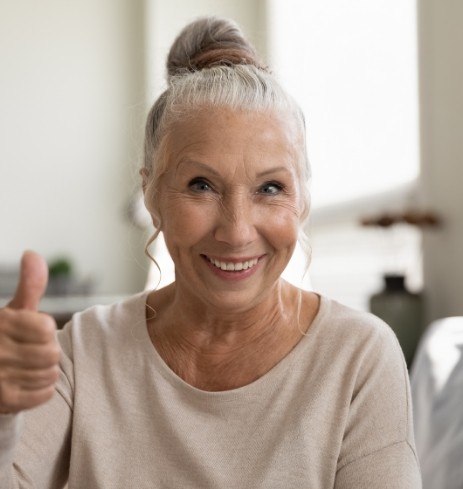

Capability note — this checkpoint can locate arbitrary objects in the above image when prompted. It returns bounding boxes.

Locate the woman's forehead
[165,106,302,173]
[168,106,300,142]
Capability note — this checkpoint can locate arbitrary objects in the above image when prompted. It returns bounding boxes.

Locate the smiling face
[151,106,305,313]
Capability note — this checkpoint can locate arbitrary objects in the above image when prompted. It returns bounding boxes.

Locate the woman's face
[154,107,304,312]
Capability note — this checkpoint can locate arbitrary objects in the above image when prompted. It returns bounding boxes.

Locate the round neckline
[135,290,329,401]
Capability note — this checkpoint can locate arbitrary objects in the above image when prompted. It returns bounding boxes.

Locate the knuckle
[0,382,55,412]
[0,347,15,369]
[0,308,9,325]
[38,315,57,341]
[0,308,15,331]
[34,354,47,369]
[43,386,55,401]
[0,365,13,383]
[0,309,32,339]
[49,345,61,364]
[34,345,60,368]
[0,310,56,344]
[25,343,60,368]
[50,365,60,382]
[25,347,46,368]
[0,307,14,320]
[30,386,55,409]
[0,383,19,410]
[10,309,30,324]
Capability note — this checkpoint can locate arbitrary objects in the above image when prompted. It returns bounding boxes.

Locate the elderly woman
[0,17,421,488]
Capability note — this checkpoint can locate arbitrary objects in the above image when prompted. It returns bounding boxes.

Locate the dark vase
[369,274,424,368]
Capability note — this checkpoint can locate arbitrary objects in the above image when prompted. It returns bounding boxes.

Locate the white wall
[0,1,148,293]
[419,0,463,322]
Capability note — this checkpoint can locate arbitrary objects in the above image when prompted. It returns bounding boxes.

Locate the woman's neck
[153,280,293,345]
[146,280,318,391]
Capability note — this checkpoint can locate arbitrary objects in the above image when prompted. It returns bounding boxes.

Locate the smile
[205,256,260,272]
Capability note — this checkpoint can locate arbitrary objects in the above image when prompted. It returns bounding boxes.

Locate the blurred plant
[48,257,73,278]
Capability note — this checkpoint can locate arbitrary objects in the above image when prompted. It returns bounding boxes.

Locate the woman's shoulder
[66,291,147,328]
[319,294,395,334]
[57,291,149,357]
[312,294,404,363]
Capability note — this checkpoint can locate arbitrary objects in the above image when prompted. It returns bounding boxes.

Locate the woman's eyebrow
[176,159,222,177]
[256,166,291,177]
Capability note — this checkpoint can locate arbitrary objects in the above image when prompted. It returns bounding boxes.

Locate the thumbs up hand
[0,251,61,414]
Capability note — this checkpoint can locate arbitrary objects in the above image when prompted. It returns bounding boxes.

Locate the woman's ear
[152,215,162,230]
[140,168,149,194]
[140,168,162,231]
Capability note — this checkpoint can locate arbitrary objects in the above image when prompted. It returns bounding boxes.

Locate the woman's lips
[205,255,260,271]
[201,254,265,280]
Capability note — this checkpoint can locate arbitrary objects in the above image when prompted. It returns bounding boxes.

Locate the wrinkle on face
[162,157,301,222]
[151,106,306,318]
[164,107,303,182]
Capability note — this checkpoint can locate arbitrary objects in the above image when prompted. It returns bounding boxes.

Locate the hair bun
[167,16,266,78]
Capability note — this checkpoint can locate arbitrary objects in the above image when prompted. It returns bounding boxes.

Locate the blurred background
[1,0,462,335]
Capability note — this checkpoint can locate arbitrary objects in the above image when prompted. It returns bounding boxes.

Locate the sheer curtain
[266,0,422,309]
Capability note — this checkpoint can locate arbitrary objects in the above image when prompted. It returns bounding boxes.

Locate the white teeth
[207,256,259,272]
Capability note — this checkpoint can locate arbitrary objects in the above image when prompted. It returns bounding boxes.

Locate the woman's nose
[213,195,258,248]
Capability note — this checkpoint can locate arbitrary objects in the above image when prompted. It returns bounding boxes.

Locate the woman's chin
[174,260,285,312]
[195,284,276,314]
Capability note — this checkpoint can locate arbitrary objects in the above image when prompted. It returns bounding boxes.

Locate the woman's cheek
[259,201,300,234]
[260,205,300,244]
[163,197,217,238]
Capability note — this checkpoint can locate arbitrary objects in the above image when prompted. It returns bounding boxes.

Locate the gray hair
[143,17,311,263]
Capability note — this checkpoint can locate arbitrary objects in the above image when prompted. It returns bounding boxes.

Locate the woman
[0,17,421,488]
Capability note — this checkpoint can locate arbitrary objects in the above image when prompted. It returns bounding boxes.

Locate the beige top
[0,292,422,488]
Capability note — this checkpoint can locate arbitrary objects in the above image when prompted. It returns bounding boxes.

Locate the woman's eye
[188,178,212,192]
[259,182,284,195]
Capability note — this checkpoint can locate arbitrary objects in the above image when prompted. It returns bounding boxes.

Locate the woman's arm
[335,321,422,488]
[0,251,74,487]
[0,360,72,488]
[335,440,421,488]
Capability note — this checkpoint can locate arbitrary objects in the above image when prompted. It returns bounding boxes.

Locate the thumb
[8,251,49,311]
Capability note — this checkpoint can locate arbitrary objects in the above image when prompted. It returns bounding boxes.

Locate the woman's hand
[0,251,61,414]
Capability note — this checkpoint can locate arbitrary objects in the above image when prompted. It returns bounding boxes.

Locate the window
[267,0,422,308]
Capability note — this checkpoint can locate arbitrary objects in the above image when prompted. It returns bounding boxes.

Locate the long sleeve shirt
[0,292,422,488]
